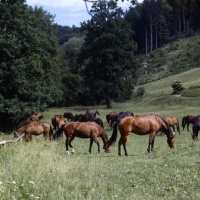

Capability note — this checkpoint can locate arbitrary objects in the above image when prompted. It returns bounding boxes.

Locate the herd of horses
[13,110,200,156]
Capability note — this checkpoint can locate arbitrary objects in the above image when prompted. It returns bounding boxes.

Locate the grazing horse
[52,122,115,154]
[14,122,53,141]
[51,114,64,130]
[182,115,199,131]
[109,115,175,156]
[106,112,119,128]
[63,112,74,122]
[85,109,100,118]
[163,116,180,135]
[72,113,94,122]
[111,111,134,127]
[26,113,43,122]
[192,116,200,141]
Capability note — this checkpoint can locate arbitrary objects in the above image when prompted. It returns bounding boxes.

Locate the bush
[137,87,145,97]
[171,80,184,94]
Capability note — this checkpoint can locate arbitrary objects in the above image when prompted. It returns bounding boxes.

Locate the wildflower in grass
[29,181,34,184]
[0,182,2,185]
[35,197,40,199]
[12,181,16,184]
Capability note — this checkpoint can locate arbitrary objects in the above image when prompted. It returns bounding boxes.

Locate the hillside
[137,34,200,85]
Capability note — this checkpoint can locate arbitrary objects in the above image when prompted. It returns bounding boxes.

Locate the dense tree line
[1,0,200,132]
[124,0,200,53]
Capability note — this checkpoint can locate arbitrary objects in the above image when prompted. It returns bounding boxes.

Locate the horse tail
[177,121,180,135]
[50,124,53,140]
[182,116,185,130]
[108,123,118,146]
[97,110,100,115]
[52,124,65,140]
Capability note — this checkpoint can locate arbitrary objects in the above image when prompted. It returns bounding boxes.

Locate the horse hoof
[66,151,70,155]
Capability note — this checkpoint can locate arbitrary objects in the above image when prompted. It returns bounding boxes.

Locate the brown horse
[52,121,115,154]
[163,116,180,135]
[63,112,74,122]
[106,112,119,128]
[14,122,53,141]
[51,114,64,130]
[182,115,199,131]
[192,116,200,141]
[110,115,175,156]
[26,113,43,122]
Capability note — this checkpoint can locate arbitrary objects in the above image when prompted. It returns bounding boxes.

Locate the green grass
[1,102,200,199]
[1,66,200,199]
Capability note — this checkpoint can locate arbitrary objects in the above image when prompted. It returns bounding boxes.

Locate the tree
[78,0,139,108]
[0,1,63,131]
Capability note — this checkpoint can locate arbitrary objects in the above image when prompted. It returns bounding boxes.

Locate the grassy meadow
[1,69,200,199]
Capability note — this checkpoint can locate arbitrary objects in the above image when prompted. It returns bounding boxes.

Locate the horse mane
[18,121,32,129]
[161,118,174,137]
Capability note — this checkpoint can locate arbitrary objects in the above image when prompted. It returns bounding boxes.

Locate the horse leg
[69,135,75,154]
[65,137,70,155]
[147,133,155,153]
[172,125,175,135]
[89,138,93,153]
[187,123,190,132]
[118,135,128,156]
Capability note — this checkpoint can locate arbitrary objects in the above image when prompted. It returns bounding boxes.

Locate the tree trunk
[106,98,112,108]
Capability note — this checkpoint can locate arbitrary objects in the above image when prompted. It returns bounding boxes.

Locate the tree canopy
[78,0,139,107]
[0,0,64,131]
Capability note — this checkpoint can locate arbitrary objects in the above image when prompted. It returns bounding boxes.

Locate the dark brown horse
[26,113,43,122]
[92,117,104,129]
[163,116,180,135]
[63,112,74,122]
[192,116,200,141]
[14,122,53,141]
[182,115,199,131]
[111,111,134,127]
[106,112,119,128]
[72,113,94,122]
[52,121,115,154]
[110,115,175,156]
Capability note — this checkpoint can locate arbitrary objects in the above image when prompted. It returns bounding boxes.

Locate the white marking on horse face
[173,132,176,135]
[66,151,70,155]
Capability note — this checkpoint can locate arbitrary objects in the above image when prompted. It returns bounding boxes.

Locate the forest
[0,0,200,131]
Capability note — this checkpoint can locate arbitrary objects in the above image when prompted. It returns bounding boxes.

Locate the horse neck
[99,129,108,144]
[17,126,26,135]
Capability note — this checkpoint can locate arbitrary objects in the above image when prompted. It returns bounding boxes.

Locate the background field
[1,69,200,200]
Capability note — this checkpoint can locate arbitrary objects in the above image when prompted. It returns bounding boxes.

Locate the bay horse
[182,115,199,131]
[26,113,43,122]
[163,116,180,135]
[109,115,175,156]
[51,114,64,130]
[192,116,200,141]
[52,121,115,154]
[106,112,119,128]
[14,122,53,141]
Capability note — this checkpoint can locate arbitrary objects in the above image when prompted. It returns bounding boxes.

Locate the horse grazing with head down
[52,121,116,154]
[109,114,175,156]
[192,116,200,141]
[182,115,199,131]
[14,122,53,142]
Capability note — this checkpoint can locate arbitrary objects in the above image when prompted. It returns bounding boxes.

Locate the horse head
[161,119,175,149]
